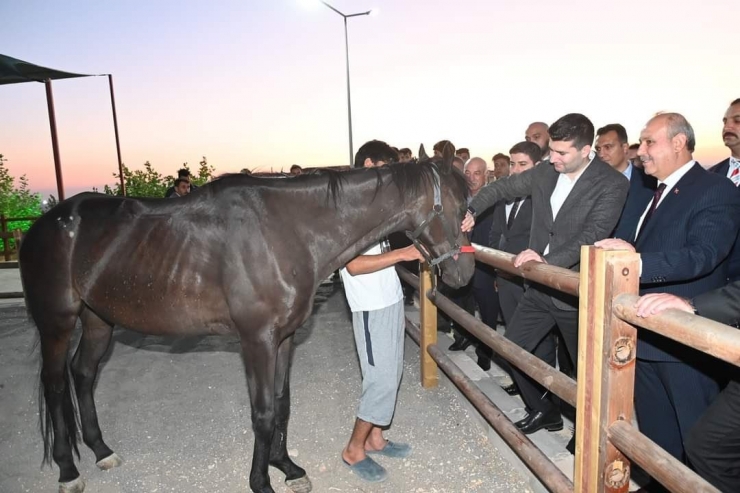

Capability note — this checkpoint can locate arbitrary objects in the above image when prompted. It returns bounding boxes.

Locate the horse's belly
[85,292,235,336]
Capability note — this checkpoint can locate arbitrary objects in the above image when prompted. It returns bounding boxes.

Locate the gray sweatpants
[351,300,405,426]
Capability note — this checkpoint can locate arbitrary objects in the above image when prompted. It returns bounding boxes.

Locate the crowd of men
[339,99,740,492]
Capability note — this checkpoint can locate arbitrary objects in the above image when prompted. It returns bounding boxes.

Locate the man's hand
[635,293,694,318]
[461,211,475,233]
[595,238,636,253]
[398,245,426,262]
[514,249,547,268]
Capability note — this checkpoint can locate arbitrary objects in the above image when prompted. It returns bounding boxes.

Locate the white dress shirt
[543,153,594,255]
[634,160,695,240]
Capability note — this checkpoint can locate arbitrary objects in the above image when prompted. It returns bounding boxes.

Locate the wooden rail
[401,244,737,493]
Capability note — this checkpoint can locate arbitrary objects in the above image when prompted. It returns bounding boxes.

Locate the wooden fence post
[419,261,439,388]
[575,245,640,493]
[1,214,8,262]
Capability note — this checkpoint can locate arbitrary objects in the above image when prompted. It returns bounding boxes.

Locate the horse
[19,159,475,493]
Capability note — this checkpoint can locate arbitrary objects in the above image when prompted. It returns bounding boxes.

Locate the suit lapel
[542,165,559,226]
[635,164,702,247]
[553,158,601,221]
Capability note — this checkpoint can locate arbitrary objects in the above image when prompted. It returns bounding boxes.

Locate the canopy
[0,54,125,198]
[0,54,94,85]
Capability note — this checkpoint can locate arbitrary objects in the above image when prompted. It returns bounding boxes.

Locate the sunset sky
[1,0,737,199]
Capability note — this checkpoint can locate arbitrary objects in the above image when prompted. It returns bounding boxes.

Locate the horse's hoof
[58,477,85,493]
[96,453,123,470]
[285,475,312,493]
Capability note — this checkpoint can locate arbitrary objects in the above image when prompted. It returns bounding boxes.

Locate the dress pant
[634,358,720,462]
[505,287,578,415]
[472,264,500,363]
[685,379,740,492]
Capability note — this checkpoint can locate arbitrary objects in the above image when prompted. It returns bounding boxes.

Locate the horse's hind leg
[70,306,122,470]
[270,335,311,493]
[37,308,86,492]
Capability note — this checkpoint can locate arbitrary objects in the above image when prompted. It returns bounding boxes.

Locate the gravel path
[0,284,531,493]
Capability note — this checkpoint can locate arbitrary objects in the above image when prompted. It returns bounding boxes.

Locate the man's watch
[467,206,477,217]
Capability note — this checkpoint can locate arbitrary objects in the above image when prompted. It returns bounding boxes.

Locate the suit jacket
[693,280,740,328]
[613,165,656,242]
[470,202,497,289]
[636,164,740,361]
[469,156,630,309]
[708,158,740,281]
[490,197,533,256]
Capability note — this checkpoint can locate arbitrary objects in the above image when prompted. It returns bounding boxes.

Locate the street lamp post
[318,2,372,167]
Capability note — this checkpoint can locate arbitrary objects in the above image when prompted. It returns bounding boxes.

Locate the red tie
[636,183,667,241]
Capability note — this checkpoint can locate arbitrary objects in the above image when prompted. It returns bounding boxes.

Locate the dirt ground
[0,283,532,493]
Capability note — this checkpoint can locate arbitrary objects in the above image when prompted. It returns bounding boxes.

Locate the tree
[0,153,43,236]
[102,157,215,197]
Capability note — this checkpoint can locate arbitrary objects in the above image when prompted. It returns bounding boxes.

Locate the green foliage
[103,156,215,197]
[0,153,43,239]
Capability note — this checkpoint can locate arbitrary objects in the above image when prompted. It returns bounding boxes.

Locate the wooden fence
[398,244,737,493]
[0,214,39,261]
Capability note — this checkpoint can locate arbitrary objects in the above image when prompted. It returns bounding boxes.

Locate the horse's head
[403,158,475,290]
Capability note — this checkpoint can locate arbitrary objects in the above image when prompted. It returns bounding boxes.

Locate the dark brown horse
[19,160,475,493]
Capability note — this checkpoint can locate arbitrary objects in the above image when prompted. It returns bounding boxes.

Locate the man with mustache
[596,113,740,489]
[709,98,740,282]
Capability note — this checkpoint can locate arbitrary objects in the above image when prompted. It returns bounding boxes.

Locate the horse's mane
[206,160,469,207]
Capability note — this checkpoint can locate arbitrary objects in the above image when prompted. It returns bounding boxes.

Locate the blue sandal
[366,441,412,458]
[342,456,388,482]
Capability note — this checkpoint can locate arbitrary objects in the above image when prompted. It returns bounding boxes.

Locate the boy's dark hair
[177,168,191,178]
[549,113,595,150]
[353,140,399,168]
[596,123,629,144]
[508,141,542,163]
[174,177,189,187]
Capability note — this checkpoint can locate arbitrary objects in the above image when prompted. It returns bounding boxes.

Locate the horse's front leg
[240,333,278,493]
[270,335,311,492]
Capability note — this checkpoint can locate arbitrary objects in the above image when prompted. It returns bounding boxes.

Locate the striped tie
[731,158,740,187]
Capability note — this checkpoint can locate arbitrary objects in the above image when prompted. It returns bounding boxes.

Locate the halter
[405,165,474,289]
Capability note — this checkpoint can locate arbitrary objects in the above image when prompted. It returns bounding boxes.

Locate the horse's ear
[442,141,455,167]
[418,144,429,161]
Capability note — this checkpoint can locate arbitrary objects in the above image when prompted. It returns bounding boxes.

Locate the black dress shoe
[502,383,520,396]
[448,339,472,351]
[477,358,491,371]
[514,410,563,434]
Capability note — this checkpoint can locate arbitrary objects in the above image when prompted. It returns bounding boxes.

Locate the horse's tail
[38,357,81,466]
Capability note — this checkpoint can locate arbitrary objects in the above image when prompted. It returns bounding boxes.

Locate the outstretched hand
[635,293,694,318]
[398,245,426,262]
[461,211,475,233]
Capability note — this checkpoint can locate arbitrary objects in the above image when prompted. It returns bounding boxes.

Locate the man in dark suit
[462,113,630,434]
[474,143,542,373]
[596,113,740,471]
[633,283,740,493]
[594,123,656,241]
[709,97,740,282]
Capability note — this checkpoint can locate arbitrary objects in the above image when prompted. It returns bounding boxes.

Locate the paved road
[0,283,531,493]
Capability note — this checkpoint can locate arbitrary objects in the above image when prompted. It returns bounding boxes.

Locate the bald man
[448,158,501,370]
[525,122,550,157]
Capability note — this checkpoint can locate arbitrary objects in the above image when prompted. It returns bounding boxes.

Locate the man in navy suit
[633,283,740,492]
[709,97,740,282]
[596,113,740,473]
[594,123,656,241]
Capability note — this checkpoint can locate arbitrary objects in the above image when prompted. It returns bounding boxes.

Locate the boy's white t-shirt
[340,242,403,312]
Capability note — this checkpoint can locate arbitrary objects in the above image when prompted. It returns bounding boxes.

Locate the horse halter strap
[405,166,464,269]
